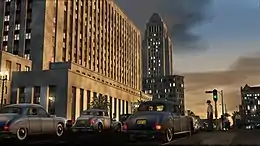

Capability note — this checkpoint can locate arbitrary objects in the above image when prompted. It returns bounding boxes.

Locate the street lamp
[0,71,8,110]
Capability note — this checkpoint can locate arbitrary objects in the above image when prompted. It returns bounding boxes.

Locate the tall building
[141,13,184,114]
[142,13,173,78]
[142,75,184,114]
[240,84,260,123]
[0,0,142,120]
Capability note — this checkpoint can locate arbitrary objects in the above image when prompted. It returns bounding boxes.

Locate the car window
[138,102,166,112]
[104,112,109,116]
[37,108,48,117]
[97,111,104,116]
[27,107,38,116]
[0,107,22,114]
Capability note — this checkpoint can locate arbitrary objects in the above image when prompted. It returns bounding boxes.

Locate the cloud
[184,55,260,118]
[115,0,213,54]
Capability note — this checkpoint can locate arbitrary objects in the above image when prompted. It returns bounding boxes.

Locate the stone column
[111,97,115,117]
[83,90,87,110]
[40,86,49,111]
[116,98,119,121]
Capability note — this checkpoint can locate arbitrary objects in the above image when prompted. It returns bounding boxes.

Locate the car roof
[85,108,107,112]
[4,103,44,109]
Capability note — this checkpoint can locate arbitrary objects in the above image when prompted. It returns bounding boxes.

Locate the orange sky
[183,56,260,118]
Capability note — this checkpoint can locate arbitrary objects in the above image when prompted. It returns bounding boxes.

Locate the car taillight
[155,124,162,130]
[123,124,128,130]
[90,119,95,125]
[3,125,9,131]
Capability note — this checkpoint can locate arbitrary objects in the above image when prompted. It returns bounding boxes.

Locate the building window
[5,60,11,77]
[4,25,9,31]
[126,101,129,114]
[4,15,10,21]
[87,90,91,109]
[25,66,30,71]
[15,24,20,30]
[80,89,84,112]
[14,34,19,40]
[114,98,117,119]
[25,33,31,39]
[109,96,112,118]
[3,35,8,41]
[71,86,76,121]
[16,63,21,71]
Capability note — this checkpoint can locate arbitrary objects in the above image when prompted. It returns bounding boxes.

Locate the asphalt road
[1,131,190,146]
[167,129,260,145]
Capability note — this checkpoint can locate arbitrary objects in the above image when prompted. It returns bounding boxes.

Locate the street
[167,129,260,145]
[2,130,260,145]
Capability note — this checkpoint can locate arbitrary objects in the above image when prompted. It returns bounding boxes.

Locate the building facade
[240,84,260,122]
[142,75,185,114]
[142,13,173,78]
[1,0,142,120]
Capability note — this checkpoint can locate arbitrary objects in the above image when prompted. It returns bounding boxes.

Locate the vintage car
[119,114,132,124]
[0,104,67,141]
[122,100,193,142]
[71,108,122,133]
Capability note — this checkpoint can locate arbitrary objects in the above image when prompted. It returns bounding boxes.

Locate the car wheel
[16,127,28,141]
[56,123,64,137]
[97,123,103,133]
[116,124,121,132]
[164,128,173,142]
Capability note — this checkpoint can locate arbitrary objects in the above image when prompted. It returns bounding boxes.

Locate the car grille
[75,120,90,127]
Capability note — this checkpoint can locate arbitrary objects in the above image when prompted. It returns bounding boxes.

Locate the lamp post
[0,71,8,110]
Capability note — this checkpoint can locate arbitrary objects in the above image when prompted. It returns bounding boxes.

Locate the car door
[38,107,55,134]
[172,113,181,133]
[26,107,41,134]
[180,115,188,132]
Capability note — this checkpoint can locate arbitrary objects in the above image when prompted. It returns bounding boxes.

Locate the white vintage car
[71,109,122,133]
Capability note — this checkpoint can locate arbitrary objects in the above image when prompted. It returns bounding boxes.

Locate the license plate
[136,119,146,125]
[80,121,86,124]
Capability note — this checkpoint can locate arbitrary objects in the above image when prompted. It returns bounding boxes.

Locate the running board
[174,130,191,135]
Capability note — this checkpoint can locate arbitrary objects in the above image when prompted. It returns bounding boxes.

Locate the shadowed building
[240,84,260,123]
[0,0,142,120]
[141,13,184,114]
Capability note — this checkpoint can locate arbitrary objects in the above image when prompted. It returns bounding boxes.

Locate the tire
[164,128,174,142]
[56,123,64,137]
[16,127,28,141]
[97,123,103,133]
[116,124,121,132]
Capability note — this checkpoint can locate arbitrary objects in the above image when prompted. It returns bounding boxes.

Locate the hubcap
[19,129,26,137]
[57,125,63,136]
[166,129,173,141]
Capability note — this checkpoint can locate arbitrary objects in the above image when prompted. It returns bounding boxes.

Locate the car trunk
[0,113,18,130]
[74,115,94,127]
[127,111,164,130]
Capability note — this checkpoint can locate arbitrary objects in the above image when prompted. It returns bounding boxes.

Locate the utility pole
[220,90,224,116]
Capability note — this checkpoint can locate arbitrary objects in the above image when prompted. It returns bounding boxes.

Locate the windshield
[0,107,22,114]
[137,102,166,112]
[81,110,97,116]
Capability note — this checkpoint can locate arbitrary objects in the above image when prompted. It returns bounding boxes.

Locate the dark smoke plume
[115,0,213,53]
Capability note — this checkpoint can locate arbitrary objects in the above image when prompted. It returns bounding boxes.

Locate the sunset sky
[116,0,260,118]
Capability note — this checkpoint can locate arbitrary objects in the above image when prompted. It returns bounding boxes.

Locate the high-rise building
[142,13,173,78]
[141,13,184,114]
[0,0,142,120]
[240,84,260,124]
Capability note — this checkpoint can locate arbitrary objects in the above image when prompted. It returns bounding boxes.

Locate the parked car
[0,103,67,141]
[122,100,193,142]
[119,114,132,124]
[71,108,122,133]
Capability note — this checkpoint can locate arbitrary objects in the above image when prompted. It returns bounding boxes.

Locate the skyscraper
[142,13,174,78]
[0,0,142,120]
[142,13,185,114]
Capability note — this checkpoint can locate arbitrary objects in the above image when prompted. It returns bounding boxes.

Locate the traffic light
[213,89,218,101]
